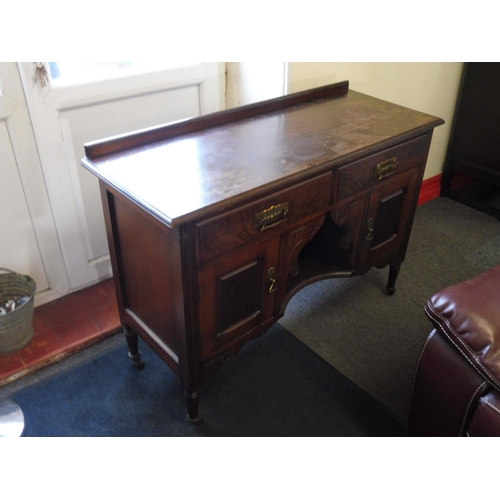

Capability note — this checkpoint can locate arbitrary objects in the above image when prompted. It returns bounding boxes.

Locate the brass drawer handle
[255,202,289,231]
[374,157,398,180]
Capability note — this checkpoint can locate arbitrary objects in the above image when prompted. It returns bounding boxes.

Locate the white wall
[225,62,286,108]
[287,62,463,180]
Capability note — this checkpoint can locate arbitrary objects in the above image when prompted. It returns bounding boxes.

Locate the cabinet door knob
[267,267,278,293]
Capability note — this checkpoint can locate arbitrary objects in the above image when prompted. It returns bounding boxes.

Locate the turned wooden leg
[386,264,401,295]
[185,391,203,425]
[124,326,145,369]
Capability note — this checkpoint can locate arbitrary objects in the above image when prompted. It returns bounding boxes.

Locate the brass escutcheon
[366,217,374,241]
[267,267,277,293]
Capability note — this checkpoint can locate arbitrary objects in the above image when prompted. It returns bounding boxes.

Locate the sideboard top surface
[82,83,443,227]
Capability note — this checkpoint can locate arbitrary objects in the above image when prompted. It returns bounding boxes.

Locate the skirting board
[418,174,442,206]
[418,173,473,206]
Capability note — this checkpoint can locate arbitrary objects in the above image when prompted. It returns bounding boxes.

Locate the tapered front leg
[124,326,145,369]
[386,263,401,295]
[185,391,203,425]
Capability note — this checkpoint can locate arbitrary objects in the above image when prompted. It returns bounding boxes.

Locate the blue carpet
[12,324,404,436]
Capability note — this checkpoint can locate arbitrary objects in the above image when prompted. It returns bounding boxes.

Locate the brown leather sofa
[407,265,500,436]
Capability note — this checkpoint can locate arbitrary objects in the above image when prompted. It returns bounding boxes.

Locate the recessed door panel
[216,259,262,333]
[371,188,405,247]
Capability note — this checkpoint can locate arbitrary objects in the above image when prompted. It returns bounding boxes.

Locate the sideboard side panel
[106,189,185,369]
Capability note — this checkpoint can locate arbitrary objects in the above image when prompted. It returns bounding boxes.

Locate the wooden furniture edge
[83,81,350,160]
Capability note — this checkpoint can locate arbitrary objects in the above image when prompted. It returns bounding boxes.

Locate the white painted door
[18,62,225,292]
[0,63,69,306]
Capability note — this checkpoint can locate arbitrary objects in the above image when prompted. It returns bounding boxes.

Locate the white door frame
[18,62,225,293]
[1,63,69,305]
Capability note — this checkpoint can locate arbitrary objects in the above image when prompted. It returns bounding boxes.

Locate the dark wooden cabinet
[360,168,420,270]
[442,63,500,218]
[198,235,280,360]
[336,135,429,277]
[82,82,443,422]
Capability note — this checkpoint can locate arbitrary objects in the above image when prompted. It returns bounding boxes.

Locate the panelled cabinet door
[198,237,280,359]
[359,168,420,268]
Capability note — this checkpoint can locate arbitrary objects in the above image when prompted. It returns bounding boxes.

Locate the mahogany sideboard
[82,81,444,423]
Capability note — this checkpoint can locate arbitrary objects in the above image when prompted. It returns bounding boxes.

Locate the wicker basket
[0,268,36,354]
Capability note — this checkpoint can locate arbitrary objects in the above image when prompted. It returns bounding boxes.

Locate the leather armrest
[468,390,500,437]
[425,265,500,391]
[407,328,489,436]
[408,265,500,436]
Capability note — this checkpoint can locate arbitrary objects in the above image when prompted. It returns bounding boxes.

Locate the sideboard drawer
[337,135,429,201]
[197,172,331,262]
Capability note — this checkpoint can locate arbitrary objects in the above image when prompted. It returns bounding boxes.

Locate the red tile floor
[0,279,121,387]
